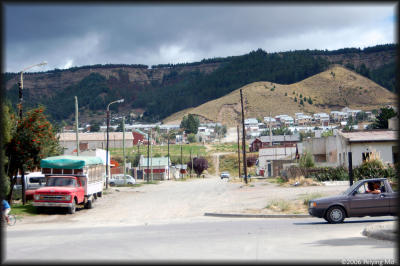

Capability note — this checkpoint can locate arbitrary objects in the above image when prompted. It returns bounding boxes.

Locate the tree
[246,156,257,167]
[187,157,208,177]
[187,133,196,143]
[180,114,200,134]
[299,152,315,168]
[90,122,101,132]
[370,107,397,129]
[5,106,62,201]
[1,104,13,199]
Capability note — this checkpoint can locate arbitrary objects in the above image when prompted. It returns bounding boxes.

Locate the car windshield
[46,177,76,187]
[342,180,363,195]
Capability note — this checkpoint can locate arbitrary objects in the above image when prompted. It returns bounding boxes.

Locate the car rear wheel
[109,182,115,187]
[325,206,345,223]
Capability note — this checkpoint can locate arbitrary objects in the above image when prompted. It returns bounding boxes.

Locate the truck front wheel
[68,200,76,214]
[85,199,93,209]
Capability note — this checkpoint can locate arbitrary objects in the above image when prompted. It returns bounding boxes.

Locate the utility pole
[167,130,170,180]
[17,80,26,205]
[237,125,241,178]
[348,151,353,186]
[75,96,79,156]
[240,89,248,184]
[180,144,183,179]
[123,117,126,177]
[147,130,150,183]
[269,112,273,147]
[150,128,153,182]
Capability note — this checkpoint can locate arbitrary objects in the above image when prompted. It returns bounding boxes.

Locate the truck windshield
[46,177,76,187]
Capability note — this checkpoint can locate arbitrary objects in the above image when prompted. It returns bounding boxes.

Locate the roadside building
[132,129,148,145]
[139,156,171,180]
[58,132,134,155]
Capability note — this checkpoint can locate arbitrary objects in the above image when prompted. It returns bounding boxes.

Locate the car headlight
[64,195,71,201]
[309,201,317,208]
[34,194,40,200]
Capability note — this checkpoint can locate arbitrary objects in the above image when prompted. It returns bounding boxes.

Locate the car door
[349,181,390,216]
[76,178,85,203]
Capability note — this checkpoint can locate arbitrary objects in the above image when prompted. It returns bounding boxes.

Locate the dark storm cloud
[4,3,396,73]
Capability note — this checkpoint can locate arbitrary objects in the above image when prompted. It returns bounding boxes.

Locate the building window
[362,152,372,162]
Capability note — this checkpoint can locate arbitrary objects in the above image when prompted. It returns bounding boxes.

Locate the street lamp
[18,61,47,205]
[106,98,124,189]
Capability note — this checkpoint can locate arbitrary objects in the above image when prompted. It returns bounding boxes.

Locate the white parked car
[220,172,230,179]
[108,174,136,186]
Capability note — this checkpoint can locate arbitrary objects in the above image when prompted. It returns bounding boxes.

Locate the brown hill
[163,65,397,126]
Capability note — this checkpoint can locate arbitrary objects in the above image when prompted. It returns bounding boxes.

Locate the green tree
[5,106,62,202]
[180,114,200,134]
[187,133,196,143]
[1,104,13,199]
[370,107,397,129]
[307,97,313,104]
[299,152,315,168]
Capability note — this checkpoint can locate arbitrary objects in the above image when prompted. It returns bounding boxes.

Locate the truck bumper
[32,202,73,208]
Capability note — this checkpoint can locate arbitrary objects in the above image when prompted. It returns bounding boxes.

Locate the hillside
[3,44,396,125]
[162,66,397,126]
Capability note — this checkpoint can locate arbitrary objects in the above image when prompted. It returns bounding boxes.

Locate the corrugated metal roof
[339,130,398,142]
[259,134,300,142]
[58,132,133,141]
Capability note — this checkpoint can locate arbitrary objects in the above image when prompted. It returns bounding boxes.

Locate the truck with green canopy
[33,155,105,214]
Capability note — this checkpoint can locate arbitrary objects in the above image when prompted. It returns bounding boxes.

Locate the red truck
[33,155,105,214]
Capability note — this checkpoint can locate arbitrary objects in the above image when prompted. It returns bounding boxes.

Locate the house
[132,129,148,145]
[139,156,171,180]
[301,130,398,167]
[330,111,348,122]
[263,117,278,127]
[249,134,300,152]
[313,113,330,126]
[295,114,313,126]
[275,115,294,127]
[256,145,298,177]
[170,164,188,179]
[58,132,134,155]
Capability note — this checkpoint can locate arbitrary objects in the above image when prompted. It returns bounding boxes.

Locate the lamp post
[18,61,47,205]
[106,98,124,189]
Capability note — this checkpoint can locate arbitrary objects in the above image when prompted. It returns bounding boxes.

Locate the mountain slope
[162,65,397,126]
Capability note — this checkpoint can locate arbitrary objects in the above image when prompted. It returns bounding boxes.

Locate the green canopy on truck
[41,155,104,169]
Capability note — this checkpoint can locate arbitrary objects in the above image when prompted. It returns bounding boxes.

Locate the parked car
[308,178,397,223]
[220,172,230,179]
[12,172,46,200]
[108,174,136,186]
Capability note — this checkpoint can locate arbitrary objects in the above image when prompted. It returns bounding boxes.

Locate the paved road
[4,177,397,263]
[5,217,396,262]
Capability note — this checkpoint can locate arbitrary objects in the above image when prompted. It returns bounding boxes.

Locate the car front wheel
[325,206,345,223]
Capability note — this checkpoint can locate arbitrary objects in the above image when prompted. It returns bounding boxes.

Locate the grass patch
[265,199,292,212]
[268,177,287,185]
[298,193,326,206]
[10,202,37,216]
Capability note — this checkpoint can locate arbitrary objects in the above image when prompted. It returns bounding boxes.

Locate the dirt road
[13,176,349,229]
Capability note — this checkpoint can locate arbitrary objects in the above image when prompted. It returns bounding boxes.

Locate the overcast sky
[3,3,397,73]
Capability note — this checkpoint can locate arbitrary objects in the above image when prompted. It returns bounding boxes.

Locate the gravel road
[14,175,349,229]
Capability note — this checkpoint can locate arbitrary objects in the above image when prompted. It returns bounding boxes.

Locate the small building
[58,132,134,155]
[139,156,171,180]
[132,129,148,145]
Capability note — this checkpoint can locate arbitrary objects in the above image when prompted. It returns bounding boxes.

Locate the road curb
[362,221,397,242]
[204,213,311,218]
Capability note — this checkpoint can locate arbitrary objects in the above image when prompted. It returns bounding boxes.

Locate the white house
[58,132,134,155]
[301,130,398,167]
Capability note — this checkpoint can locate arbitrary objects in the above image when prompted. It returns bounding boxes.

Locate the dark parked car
[308,178,397,223]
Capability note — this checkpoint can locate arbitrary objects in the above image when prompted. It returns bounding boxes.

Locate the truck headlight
[34,194,40,200]
[64,195,71,201]
[309,201,317,208]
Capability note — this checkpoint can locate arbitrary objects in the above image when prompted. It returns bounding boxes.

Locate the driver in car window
[366,182,381,194]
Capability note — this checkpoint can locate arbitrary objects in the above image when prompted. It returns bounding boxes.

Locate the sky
[3,2,398,73]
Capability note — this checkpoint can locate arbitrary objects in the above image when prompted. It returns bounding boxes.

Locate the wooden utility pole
[240,89,248,184]
[167,130,170,180]
[75,96,79,156]
[348,152,353,186]
[147,130,150,183]
[123,117,126,177]
[237,125,241,178]
[180,144,183,179]
[269,112,273,147]
[150,128,153,182]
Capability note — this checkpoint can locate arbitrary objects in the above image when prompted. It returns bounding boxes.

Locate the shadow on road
[293,218,395,226]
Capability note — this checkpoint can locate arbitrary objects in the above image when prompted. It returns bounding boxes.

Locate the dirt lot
[13,175,349,230]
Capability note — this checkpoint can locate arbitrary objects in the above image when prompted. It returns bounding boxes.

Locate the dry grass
[284,176,322,187]
[163,66,397,126]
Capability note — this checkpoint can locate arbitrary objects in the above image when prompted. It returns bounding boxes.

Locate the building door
[267,161,272,177]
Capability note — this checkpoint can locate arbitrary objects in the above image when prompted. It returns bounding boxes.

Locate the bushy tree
[180,114,200,134]
[187,133,196,143]
[299,152,315,168]
[1,104,13,199]
[5,106,62,201]
[187,157,208,177]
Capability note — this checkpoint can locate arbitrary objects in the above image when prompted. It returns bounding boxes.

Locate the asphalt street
[4,216,396,263]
